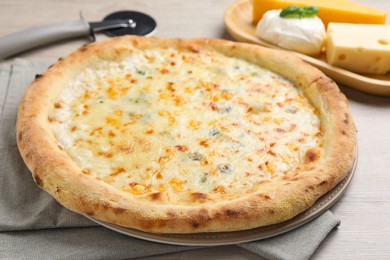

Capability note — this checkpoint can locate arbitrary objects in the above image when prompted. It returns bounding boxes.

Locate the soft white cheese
[256,9,326,56]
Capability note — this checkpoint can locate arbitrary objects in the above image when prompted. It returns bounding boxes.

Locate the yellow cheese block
[326,23,390,74]
[252,0,387,27]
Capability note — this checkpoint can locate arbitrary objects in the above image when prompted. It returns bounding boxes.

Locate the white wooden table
[1,0,389,259]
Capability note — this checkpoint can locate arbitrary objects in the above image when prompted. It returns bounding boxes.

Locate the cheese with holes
[252,0,387,27]
[326,23,390,74]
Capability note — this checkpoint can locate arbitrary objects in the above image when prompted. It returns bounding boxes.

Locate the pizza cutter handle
[0,20,91,60]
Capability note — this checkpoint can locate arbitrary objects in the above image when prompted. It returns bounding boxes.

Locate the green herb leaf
[280,5,319,19]
[280,6,301,18]
[303,6,319,17]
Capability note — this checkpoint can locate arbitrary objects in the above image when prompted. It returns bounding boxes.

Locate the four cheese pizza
[16,36,356,233]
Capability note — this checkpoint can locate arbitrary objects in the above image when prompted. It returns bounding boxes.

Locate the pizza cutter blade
[0,11,157,60]
[99,11,157,37]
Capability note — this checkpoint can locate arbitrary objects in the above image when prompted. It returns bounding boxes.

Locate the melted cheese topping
[50,47,322,203]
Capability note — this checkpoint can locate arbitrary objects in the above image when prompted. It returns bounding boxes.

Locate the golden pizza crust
[16,36,356,233]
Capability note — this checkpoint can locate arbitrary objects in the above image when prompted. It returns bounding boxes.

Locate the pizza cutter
[0,11,157,60]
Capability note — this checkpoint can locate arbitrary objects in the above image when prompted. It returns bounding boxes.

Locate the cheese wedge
[326,23,390,74]
[252,0,387,27]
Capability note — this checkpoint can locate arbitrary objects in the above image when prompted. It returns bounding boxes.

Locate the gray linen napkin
[0,60,341,260]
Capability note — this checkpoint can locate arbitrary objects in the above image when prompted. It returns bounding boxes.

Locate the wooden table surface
[1,0,389,259]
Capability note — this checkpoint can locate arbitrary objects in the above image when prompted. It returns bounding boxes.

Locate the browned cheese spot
[157,220,168,228]
[188,45,200,53]
[99,201,110,210]
[132,40,139,47]
[81,169,90,175]
[258,193,271,200]
[79,45,89,52]
[166,210,176,218]
[160,68,169,74]
[33,174,44,187]
[225,209,240,217]
[113,207,126,215]
[304,148,320,163]
[305,185,315,193]
[192,222,200,228]
[319,180,328,186]
[190,192,208,202]
[18,131,24,142]
[86,211,94,216]
[140,220,155,231]
[149,192,162,201]
[109,167,125,177]
[343,113,350,124]
[25,151,33,160]
[189,208,212,229]
[174,145,188,152]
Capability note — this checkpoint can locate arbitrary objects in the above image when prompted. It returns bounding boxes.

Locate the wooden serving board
[224,0,390,97]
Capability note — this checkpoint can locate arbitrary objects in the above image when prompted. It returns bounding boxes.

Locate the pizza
[16,36,356,234]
